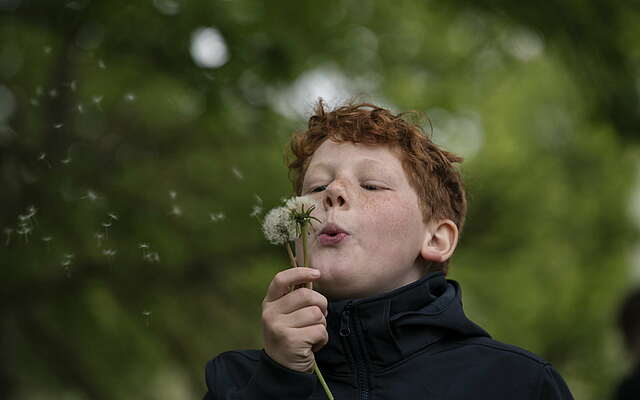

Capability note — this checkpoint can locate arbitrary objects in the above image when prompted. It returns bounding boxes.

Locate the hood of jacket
[315,271,490,375]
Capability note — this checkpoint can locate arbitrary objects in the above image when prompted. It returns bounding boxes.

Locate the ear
[420,219,459,264]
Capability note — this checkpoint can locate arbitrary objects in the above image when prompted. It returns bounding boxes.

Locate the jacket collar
[315,271,489,374]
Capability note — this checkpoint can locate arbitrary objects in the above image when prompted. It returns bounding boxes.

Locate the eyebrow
[308,158,381,173]
[305,159,397,180]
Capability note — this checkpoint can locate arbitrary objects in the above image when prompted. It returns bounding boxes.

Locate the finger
[283,305,327,329]
[276,287,328,316]
[298,325,328,353]
[264,267,321,302]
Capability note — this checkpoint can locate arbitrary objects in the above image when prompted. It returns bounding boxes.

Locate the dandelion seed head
[262,206,297,245]
[284,196,318,214]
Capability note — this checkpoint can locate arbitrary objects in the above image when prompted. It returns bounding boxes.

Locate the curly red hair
[285,100,466,274]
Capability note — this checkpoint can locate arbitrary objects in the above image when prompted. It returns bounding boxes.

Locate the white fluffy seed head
[284,196,318,214]
[262,206,298,245]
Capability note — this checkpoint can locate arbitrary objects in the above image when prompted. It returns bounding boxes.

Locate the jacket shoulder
[452,336,552,366]
[204,349,262,389]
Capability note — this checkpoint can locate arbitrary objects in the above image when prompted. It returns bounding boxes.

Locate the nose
[323,181,348,210]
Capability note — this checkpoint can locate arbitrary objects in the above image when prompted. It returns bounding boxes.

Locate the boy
[202,101,574,399]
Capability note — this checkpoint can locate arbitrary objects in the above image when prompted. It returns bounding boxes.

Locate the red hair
[285,100,466,274]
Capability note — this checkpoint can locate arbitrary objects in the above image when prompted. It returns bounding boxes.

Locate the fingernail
[311,269,320,277]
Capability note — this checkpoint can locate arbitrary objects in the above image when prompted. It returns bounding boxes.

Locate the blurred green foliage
[2,1,640,399]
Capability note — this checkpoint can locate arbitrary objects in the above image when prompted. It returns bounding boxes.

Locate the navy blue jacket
[203,272,574,399]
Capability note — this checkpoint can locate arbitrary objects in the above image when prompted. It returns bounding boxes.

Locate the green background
[2,1,640,398]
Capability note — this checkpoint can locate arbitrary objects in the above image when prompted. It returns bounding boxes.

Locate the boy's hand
[262,267,328,374]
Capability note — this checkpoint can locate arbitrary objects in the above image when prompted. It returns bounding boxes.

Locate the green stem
[301,221,334,399]
[314,362,334,400]
[285,242,298,268]
[302,223,309,270]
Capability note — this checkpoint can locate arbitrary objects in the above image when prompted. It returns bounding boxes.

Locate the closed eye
[361,184,380,191]
[309,184,382,193]
[311,185,327,193]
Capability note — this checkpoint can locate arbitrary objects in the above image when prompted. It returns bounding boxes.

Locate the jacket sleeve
[203,349,318,400]
[537,364,574,400]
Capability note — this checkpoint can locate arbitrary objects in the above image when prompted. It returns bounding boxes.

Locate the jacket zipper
[339,302,369,400]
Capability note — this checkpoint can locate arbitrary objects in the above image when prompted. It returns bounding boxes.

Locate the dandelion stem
[285,242,298,268]
[314,363,335,400]
[301,221,332,400]
[302,223,313,290]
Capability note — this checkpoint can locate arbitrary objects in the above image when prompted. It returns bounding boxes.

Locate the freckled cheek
[362,198,416,247]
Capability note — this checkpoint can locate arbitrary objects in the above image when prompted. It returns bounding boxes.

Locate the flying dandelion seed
[43,46,52,54]
[30,98,39,106]
[61,157,72,165]
[4,228,13,246]
[139,243,150,258]
[98,59,106,69]
[254,194,263,204]
[49,89,58,98]
[209,212,225,222]
[169,190,177,200]
[53,123,64,129]
[69,81,77,91]
[82,190,98,201]
[61,253,74,277]
[144,252,160,263]
[92,95,103,109]
[142,310,152,327]
[102,248,117,257]
[26,206,37,223]
[250,205,262,218]
[42,236,52,252]
[95,232,104,247]
[76,103,84,113]
[231,167,243,180]
[108,213,118,220]
[102,221,112,239]
[170,205,182,216]
[125,93,136,102]
[36,86,43,96]
[38,152,51,168]
[16,224,31,243]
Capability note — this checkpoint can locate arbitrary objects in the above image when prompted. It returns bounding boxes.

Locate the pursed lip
[318,222,349,236]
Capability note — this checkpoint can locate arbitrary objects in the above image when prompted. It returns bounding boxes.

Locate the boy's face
[298,139,431,300]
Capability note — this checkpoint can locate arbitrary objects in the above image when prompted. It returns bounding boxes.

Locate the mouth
[318,223,350,246]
